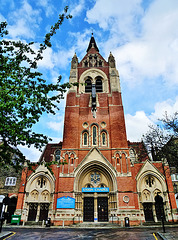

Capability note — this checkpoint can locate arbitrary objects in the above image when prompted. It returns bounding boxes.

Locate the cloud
[38,47,55,69]
[86,0,143,40]
[86,0,178,87]
[47,120,64,132]
[7,0,41,39]
[150,97,178,122]
[70,0,86,18]
[19,145,42,162]
[36,0,55,17]
[125,111,152,141]
[126,97,178,141]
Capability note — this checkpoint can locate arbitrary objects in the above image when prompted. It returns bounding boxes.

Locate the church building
[15,35,177,226]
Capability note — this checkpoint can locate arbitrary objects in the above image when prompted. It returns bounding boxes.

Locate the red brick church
[15,35,177,226]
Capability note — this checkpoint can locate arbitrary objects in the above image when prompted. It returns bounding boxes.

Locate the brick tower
[16,35,177,226]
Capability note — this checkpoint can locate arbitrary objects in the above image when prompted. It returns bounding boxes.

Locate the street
[2,227,169,240]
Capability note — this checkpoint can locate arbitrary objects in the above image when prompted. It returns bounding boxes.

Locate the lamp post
[155,193,165,233]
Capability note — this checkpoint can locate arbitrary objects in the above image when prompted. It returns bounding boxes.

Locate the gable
[74,147,116,177]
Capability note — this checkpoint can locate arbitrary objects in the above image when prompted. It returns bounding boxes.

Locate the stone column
[153,203,157,222]
[94,193,98,222]
[36,204,40,222]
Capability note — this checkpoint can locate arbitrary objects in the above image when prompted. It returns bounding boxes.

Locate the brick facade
[15,35,177,225]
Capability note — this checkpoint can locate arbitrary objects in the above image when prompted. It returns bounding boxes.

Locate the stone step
[73,222,119,228]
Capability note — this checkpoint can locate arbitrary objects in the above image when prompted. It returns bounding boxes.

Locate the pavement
[0,223,178,240]
[0,231,13,240]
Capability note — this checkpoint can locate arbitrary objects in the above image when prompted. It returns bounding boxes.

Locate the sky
[1,0,178,162]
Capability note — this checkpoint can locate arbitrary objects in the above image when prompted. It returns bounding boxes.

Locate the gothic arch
[74,159,117,193]
[78,68,109,93]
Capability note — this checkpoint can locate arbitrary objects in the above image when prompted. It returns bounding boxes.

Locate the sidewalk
[157,231,178,240]
[0,231,13,240]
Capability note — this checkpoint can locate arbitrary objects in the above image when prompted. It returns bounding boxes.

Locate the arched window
[55,150,61,162]
[83,132,88,146]
[99,60,102,67]
[93,126,97,145]
[96,77,102,92]
[85,79,92,92]
[71,158,74,165]
[101,131,107,146]
[84,61,88,67]
[129,149,136,165]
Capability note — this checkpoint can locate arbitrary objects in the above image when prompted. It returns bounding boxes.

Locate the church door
[39,203,49,221]
[143,203,154,221]
[28,203,38,221]
[83,197,94,222]
[98,197,108,222]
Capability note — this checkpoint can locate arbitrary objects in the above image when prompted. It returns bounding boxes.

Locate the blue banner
[57,196,75,209]
[82,187,109,192]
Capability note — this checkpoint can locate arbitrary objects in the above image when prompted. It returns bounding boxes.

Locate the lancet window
[96,77,103,92]
[85,78,92,92]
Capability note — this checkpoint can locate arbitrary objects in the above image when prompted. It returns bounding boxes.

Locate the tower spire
[86,33,99,52]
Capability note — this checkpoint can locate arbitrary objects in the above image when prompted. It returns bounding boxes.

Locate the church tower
[58,34,134,223]
[17,35,177,226]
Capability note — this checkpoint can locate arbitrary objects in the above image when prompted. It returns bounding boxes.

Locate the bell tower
[56,34,135,224]
[63,34,128,150]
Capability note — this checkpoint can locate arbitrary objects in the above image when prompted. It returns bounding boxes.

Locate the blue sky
[1,0,178,161]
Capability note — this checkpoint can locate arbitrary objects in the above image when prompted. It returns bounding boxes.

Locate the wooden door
[98,197,108,222]
[39,203,49,221]
[28,203,38,221]
[83,197,94,222]
[143,203,154,222]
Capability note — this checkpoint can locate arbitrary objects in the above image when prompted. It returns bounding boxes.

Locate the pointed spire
[86,33,99,52]
[71,52,78,69]
[108,52,116,68]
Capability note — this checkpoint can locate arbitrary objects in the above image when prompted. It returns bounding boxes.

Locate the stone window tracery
[31,190,38,201]
[90,172,100,185]
[37,177,46,188]
[145,175,155,188]
[42,191,49,201]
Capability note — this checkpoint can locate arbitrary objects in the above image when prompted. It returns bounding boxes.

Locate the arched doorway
[24,164,55,223]
[74,159,117,223]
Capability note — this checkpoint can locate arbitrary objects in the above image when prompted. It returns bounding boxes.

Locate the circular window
[101,121,106,128]
[83,122,88,128]
[123,195,129,203]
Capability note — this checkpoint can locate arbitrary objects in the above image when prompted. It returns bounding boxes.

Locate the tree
[143,112,178,170]
[0,7,73,170]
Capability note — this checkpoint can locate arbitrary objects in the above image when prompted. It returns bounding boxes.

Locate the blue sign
[57,196,75,209]
[82,187,109,193]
